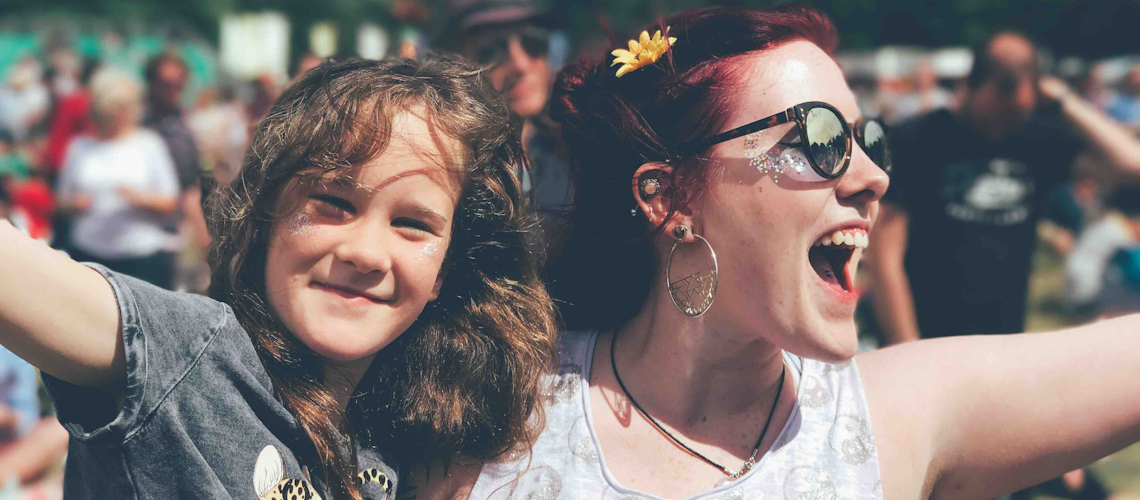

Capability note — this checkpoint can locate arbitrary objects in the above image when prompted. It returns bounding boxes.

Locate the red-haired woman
[410,6,1140,500]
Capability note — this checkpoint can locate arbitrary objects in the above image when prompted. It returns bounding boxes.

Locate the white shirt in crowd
[1065,213,1140,307]
[58,130,180,260]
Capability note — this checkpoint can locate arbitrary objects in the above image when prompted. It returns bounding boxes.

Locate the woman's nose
[836,142,889,205]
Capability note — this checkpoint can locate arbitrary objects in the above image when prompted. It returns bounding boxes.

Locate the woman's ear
[631,162,695,243]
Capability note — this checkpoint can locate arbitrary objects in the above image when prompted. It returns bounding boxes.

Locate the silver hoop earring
[666,233,718,317]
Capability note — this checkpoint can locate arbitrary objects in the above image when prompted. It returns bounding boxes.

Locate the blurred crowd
[0,0,1139,498]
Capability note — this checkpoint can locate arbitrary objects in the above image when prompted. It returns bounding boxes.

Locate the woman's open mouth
[808,228,868,293]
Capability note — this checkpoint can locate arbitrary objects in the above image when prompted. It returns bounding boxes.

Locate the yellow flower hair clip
[611,27,677,78]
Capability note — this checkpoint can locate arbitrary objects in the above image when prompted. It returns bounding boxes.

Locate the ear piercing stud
[639,177,661,199]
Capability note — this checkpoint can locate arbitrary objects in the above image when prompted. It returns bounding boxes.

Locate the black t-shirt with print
[42,265,397,500]
[883,109,1082,338]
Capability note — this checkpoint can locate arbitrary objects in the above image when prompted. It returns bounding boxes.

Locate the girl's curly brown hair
[203,56,558,499]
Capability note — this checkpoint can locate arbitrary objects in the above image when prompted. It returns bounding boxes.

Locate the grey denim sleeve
[43,264,230,447]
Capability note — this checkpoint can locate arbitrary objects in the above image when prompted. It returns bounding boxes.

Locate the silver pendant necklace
[610,334,787,487]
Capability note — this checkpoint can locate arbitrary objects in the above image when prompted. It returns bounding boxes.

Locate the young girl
[0,56,557,499]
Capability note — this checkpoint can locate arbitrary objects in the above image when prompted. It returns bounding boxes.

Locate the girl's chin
[294,329,397,365]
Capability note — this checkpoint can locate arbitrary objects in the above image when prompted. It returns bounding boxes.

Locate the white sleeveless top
[470,331,883,500]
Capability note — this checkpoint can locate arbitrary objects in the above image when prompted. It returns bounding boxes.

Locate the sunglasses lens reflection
[804,107,847,177]
[862,120,891,173]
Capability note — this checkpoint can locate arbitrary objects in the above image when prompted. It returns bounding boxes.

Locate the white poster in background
[220,12,290,81]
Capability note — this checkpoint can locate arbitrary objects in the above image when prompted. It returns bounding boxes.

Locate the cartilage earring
[639,177,661,199]
[666,232,718,317]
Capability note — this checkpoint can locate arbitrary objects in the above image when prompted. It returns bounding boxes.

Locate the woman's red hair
[548,6,838,330]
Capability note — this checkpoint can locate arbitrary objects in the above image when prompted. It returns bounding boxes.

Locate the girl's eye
[393,218,433,234]
[311,194,356,216]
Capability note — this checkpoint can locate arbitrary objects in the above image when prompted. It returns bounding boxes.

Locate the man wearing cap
[437,0,574,256]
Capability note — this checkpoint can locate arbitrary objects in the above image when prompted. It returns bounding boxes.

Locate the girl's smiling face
[265,108,463,374]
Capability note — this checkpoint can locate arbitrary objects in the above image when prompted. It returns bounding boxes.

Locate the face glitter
[287,212,316,236]
[417,239,444,262]
[743,131,826,184]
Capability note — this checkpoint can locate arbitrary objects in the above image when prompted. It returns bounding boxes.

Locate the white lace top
[469,331,883,500]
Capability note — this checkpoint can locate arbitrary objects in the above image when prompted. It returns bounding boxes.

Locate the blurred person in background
[866,30,1140,500]
[2,173,53,243]
[1106,66,1140,133]
[393,0,431,60]
[886,63,955,124]
[143,51,201,192]
[184,84,249,291]
[437,0,574,253]
[0,133,29,182]
[56,70,180,288]
[1064,185,1140,317]
[0,346,68,500]
[0,58,50,143]
[187,85,248,185]
[144,51,211,292]
[867,30,1140,344]
[245,73,280,128]
[42,58,99,181]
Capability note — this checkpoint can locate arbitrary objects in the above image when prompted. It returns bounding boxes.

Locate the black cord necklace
[609,334,787,486]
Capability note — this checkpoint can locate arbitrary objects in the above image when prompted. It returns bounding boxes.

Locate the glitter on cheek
[416,239,445,262]
[777,148,809,175]
[744,131,787,183]
[287,212,317,236]
[744,131,826,184]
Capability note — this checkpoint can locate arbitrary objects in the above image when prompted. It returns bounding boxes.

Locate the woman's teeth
[814,229,868,249]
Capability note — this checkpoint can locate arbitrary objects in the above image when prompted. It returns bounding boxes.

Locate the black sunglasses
[677,101,891,179]
[470,29,550,66]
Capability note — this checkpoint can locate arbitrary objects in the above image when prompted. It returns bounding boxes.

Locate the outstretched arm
[0,221,123,386]
[861,315,1140,500]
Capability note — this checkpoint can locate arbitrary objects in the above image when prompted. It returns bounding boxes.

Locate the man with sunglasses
[437,0,574,253]
[867,31,1140,343]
